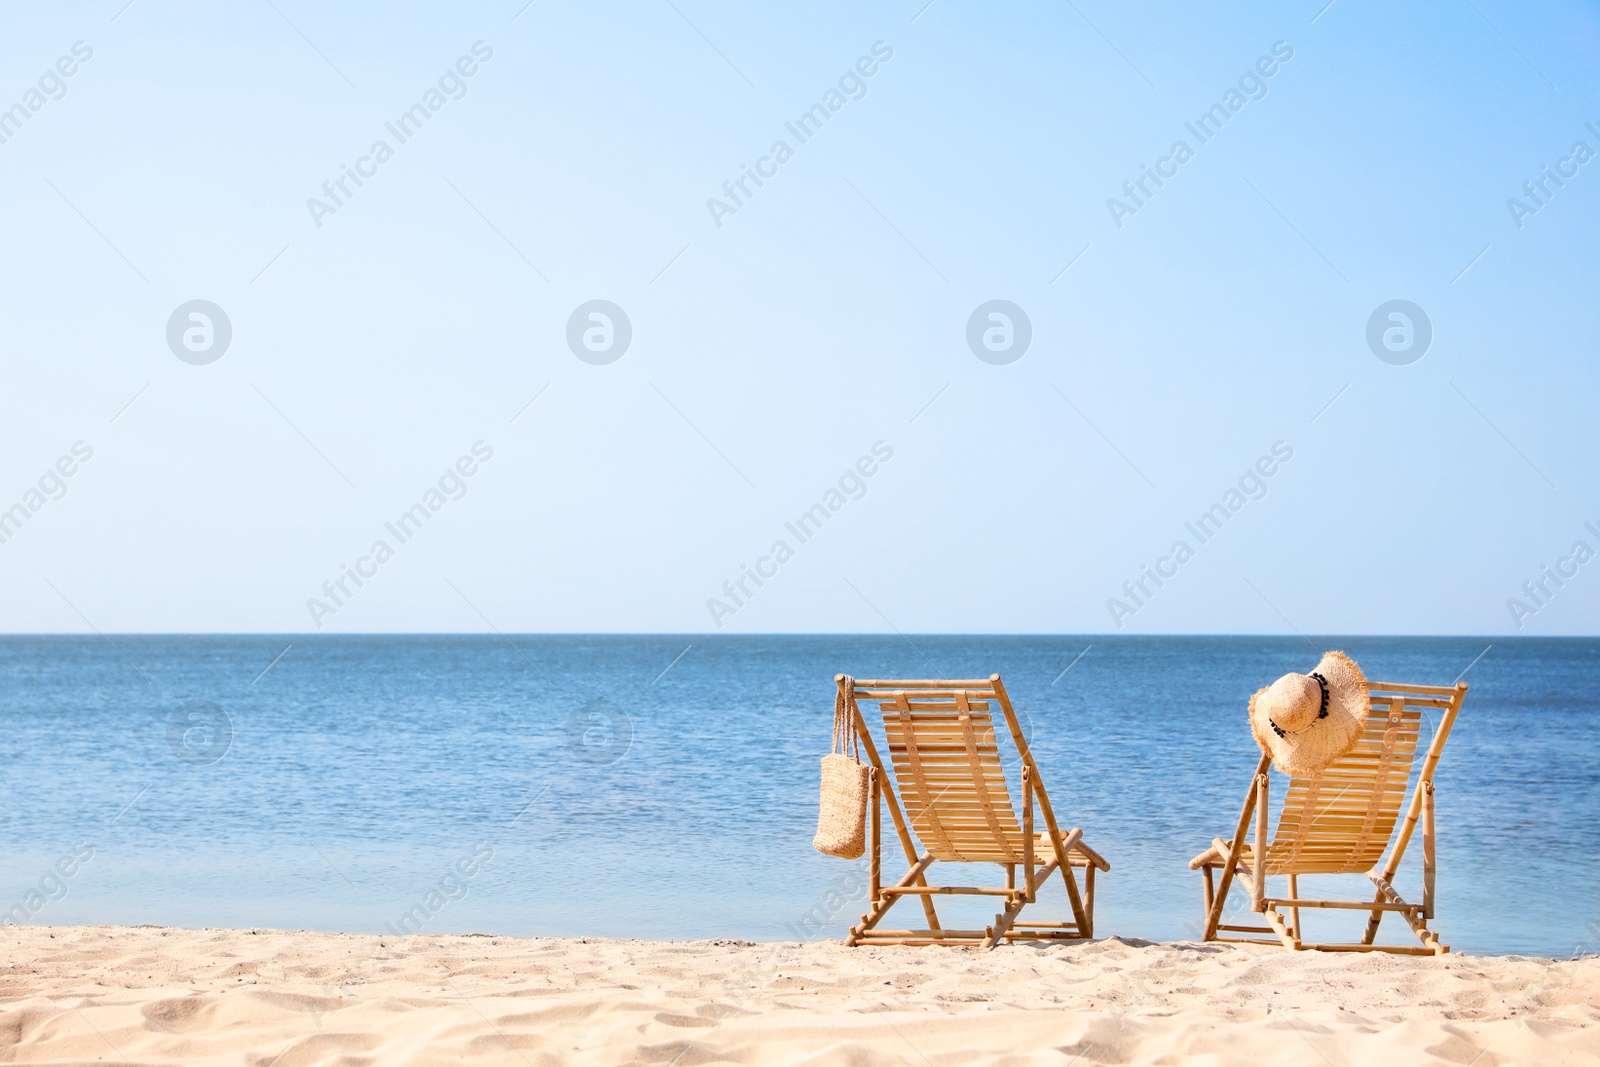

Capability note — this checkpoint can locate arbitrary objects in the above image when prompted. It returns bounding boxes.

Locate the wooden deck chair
[839,675,1110,949]
[1189,679,1467,955]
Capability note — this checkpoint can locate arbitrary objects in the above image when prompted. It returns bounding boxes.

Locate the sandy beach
[1,926,1595,1065]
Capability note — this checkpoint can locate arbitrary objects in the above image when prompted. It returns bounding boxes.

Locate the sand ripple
[2,926,1597,1065]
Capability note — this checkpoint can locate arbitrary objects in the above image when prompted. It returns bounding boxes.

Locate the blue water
[0,636,1594,957]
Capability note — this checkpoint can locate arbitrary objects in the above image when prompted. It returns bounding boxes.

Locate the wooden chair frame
[1189,680,1466,955]
[841,674,1110,949]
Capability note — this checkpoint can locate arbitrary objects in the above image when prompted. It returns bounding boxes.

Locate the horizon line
[0,631,1586,639]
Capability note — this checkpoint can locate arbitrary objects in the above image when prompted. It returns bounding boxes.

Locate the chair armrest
[1072,837,1111,872]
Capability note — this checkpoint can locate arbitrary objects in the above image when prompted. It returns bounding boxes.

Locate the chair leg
[1204,842,1245,941]
[1252,774,1269,912]
[847,855,935,945]
[985,858,1071,949]
[1422,783,1436,920]
[1360,887,1387,945]
[983,894,1027,949]
[1368,873,1448,955]
[1058,854,1090,934]
[1260,901,1301,950]
[1203,758,1268,941]
[869,770,880,904]
[1083,864,1095,938]
[847,894,901,945]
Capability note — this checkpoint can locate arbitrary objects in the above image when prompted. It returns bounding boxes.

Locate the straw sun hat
[1248,651,1370,776]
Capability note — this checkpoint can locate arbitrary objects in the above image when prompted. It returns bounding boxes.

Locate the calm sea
[0,636,1594,957]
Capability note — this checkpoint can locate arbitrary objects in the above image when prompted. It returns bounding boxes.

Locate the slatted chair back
[1263,681,1459,876]
[855,680,1028,864]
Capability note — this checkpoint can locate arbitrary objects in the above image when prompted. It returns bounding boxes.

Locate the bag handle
[833,675,860,761]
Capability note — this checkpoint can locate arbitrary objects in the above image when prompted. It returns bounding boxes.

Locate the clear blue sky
[1,0,1596,634]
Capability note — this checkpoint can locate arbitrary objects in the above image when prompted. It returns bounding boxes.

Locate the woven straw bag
[813,676,872,859]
